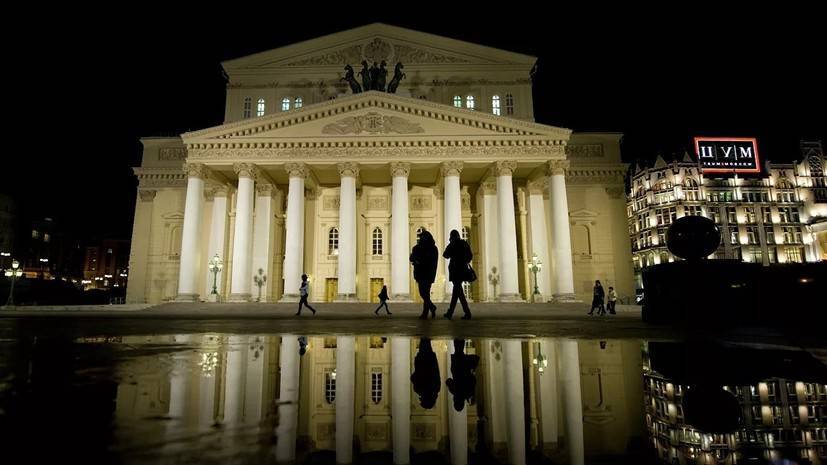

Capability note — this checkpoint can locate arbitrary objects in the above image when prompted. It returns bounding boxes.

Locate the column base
[206,293,221,303]
[553,293,581,303]
[175,293,200,302]
[279,294,300,303]
[334,293,359,302]
[528,293,549,303]
[390,293,412,302]
[227,293,252,303]
[498,293,524,303]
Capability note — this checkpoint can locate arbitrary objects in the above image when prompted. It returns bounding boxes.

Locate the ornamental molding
[390,162,410,177]
[159,147,187,161]
[565,168,627,185]
[187,145,564,161]
[133,167,187,188]
[322,112,425,135]
[278,39,474,67]
[566,144,604,159]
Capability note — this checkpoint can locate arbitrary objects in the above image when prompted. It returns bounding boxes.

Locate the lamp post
[253,268,267,302]
[527,253,542,302]
[5,259,23,307]
[208,254,223,300]
[532,342,548,375]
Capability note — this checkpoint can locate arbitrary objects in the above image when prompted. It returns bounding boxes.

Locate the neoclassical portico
[169,92,577,303]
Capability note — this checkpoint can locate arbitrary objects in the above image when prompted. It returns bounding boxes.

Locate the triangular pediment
[222,23,536,71]
[182,91,570,145]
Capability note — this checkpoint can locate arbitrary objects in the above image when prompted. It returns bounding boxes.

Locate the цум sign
[694,137,760,174]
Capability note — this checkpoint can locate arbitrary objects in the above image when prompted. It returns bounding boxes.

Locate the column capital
[184,162,210,179]
[233,162,260,180]
[284,162,308,179]
[256,182,279,197]
[441,161,464,177]
[547,159,570,176]
[138,189,157,202]
[527,177,548,195]
[337,162,360,178]
[480,179,497,195]
[494,160,518,177]
[389,162,411,178]
[205,183,232,200]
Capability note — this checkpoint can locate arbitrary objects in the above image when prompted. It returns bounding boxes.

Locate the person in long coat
[442,229,473,319]
[589,280,605,315]
[410,230,439,319]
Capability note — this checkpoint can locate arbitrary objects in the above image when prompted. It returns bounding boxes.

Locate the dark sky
[4,6,824,241]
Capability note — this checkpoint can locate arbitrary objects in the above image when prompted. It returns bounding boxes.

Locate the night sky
[4,7,824,241]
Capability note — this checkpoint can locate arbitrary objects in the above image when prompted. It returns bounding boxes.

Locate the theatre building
[126,23,633,305]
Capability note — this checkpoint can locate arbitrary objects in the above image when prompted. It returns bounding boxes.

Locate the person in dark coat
[588,280,605,315]
[374,285,391,315]
[445,339,479,411]
[410,230,439,319]
[410,338,440,409]
[442,229,473,320]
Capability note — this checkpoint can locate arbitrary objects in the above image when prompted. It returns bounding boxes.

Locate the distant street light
[5,259,23,306]
[208,254,223,297]
[527,253,543,302]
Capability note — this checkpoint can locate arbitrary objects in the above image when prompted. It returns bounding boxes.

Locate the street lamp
[527,253,543,302]
[208,254,223,297]
[532,342,548,375]
[5,259,23,306]
[253,268,267,302]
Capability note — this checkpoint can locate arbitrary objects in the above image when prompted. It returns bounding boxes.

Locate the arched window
[505,93,514,115]
[256,98,265,117]
[684,177,699,188]
[294,96,303,109]
[461,226,470,241]
[328,227,339,255]
[453,95,462,108]
[491,95,501,116]
[777,177,793,189]
[281,97,291,112]
[242,97,252,119]
[372,227,383,256]
[465,95,475,110]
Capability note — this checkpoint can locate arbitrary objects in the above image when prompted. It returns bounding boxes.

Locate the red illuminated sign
[694,137,761,174]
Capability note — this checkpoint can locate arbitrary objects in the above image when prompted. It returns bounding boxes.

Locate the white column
[223,335,246,425]
[548,160,577,300]
[251,183,277,301]
[176,163,208,301]
[390,163,411,301]
[528,179,552,301]
[336,336,356,464]
[495,161,521,301]
[480,181,499,301]
[447,339,468,465]
[204,186,230,301]
[280,163,307,301]
[336,163,359,301]
[538,339,559,450]
[559,340,584,465]
[244,336,266,423]
[503,339,526,465]
[442,161,464,296]
[275,335,300,463]
[391,337,411,465]
[229,163,258,302]
[168,335,194,424]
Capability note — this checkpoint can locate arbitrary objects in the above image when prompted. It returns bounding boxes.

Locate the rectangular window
[370,368,383,404]
[242,97,252,118]
[762,207,772,223]
[730,227,739,245]
[324,369,336,404]
[765,227,775,244]
[744,207,756,223]
[747,227,759,244]
[657,228,666,246]
[727,207,737,223]
[785,247,803,263]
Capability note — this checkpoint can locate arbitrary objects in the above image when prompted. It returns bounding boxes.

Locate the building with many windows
[628,141,826,288]
[126,24,634,304]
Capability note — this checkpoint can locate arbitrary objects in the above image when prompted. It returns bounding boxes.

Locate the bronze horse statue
[342,64,362,93]
[387,62,406,93]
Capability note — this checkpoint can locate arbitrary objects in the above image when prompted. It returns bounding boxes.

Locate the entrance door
[325,278,338,302]
[370,278,384,303]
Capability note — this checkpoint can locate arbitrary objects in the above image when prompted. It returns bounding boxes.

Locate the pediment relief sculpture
[321,112,424,135]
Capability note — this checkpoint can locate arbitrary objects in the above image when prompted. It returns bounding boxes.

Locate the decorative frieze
[367,196,388,210]
[134,168,187,188]
[337,162,360,178]
[159,147,187,161]
[233,162,260,180]
[410,195,432,211]
[566,167,627,185]
[322,112,425,135]
[566,144,604,159]
[441,161,463,177]
[323,196,340,211]
[389,162,410,178]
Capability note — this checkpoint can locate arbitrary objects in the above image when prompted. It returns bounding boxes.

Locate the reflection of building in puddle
[644,342,827,464]
[110,334,646,464]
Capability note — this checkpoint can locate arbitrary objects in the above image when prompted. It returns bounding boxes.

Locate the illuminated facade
[628,141,826,287]
[125,23,634,305]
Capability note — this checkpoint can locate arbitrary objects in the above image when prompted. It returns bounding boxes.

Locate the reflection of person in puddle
[410,338,440,409]
[446,339,480,411]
